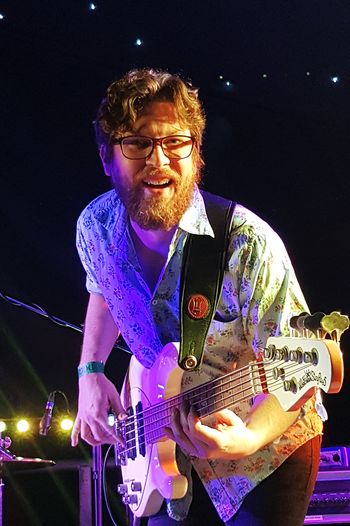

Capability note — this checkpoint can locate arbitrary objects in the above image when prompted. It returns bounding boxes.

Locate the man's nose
[146,144,170,167]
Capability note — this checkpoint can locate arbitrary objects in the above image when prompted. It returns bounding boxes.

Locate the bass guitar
[115,335,343,517]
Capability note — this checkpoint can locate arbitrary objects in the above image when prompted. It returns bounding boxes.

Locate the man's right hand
[71,373,127,447]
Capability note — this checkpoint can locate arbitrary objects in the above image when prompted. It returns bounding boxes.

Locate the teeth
[144,179,170,186]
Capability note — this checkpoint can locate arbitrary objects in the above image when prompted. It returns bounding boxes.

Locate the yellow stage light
[0,421,6,433]
[60,418,73,431]
[16,419,30,433]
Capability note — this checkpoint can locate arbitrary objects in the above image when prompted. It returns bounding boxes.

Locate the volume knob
[131,481,142,492]
[124,494,138,505]
[117,484,128,495]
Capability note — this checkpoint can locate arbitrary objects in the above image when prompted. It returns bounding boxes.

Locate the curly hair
[94,68,206,169]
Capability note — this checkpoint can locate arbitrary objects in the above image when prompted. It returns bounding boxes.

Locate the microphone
[39,391,56,436]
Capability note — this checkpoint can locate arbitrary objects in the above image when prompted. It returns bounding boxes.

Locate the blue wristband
[77,361,105,378]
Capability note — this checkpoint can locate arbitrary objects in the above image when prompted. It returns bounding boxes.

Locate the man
[71,68,323,525]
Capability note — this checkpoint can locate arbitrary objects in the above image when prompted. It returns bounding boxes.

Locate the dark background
[0,1,349,524]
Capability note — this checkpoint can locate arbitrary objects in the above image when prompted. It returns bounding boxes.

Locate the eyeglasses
[114,135,195,160]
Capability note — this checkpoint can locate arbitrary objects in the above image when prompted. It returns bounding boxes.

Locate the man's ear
[99,145,111,177]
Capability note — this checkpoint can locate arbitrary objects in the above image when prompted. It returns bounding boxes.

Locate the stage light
[60,418,73,432]
[135,38,143,46]
[331,76,340,83]
[0,14,4,20]
[89,3,96,10]
[219,75,224,80]
[262,73,268,79]
[16,419,30,433]
[306,71,311,76]
[0,421,6,433]
[223,80,233,91]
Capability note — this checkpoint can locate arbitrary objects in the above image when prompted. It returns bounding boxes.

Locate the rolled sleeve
[76,215,102,295]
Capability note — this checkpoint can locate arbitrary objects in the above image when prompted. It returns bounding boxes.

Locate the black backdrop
[1,2,349,524]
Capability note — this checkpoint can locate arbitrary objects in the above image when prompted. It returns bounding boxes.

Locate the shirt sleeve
[228,207,308,354]
[76,213,103,295]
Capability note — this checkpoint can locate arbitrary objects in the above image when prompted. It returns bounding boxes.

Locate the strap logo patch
[187,294,210,320]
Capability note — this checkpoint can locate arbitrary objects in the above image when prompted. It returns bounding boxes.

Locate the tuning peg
[289,312,309,334]
[303,312,326,338]
[321,311,350,342]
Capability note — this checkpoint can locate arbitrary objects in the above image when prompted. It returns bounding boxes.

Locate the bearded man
[71,69,323,526]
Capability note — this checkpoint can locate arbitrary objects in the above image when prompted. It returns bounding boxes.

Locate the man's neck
[129,219,177,258]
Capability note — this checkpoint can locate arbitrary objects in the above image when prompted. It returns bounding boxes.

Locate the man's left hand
[163,403,259,460]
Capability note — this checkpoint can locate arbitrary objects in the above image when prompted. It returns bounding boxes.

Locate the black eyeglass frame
[113,135,195,160]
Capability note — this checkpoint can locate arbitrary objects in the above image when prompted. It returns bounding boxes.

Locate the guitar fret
[145,402,174,443]
[143,367,258,443]
[187,370,250,418]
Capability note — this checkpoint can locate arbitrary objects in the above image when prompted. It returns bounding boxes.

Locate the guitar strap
[178,191,236,371]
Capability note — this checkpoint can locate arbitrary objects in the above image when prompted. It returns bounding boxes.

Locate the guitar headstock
[262,335,344,411]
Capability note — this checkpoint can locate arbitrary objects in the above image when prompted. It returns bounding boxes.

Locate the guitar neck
[143,362,259,444]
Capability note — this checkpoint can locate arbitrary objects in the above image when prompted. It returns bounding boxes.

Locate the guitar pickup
[135,401,146,457]
[126,406,137,460]
[114,418,127,466]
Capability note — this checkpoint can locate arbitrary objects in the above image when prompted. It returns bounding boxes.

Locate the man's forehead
[137,101,178,120]
[132,101,189,133]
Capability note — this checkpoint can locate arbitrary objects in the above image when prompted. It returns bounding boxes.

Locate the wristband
[77,361,105,378]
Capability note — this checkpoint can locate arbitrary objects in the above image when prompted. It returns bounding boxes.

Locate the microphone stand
[92,445,102,526]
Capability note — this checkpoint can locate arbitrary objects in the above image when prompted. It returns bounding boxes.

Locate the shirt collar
[92,186,215,245]
[178,185,215,238]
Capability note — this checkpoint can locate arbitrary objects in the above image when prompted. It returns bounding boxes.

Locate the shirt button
[152,299,158,305]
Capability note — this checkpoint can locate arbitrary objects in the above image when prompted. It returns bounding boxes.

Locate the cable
[0,290,82,332]
[102,444,120,526]
[0,290,131,354]
[53,390,71,414]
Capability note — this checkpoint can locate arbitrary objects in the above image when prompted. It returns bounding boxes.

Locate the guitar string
[116,360,316,456]
[120,358,313,442]
[120,362,253,433]
[115,362,310,459]
[115,387,255,459]
[121,356,309,436]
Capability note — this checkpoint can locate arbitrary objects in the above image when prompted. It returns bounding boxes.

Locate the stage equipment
[319,446,349,471]
[305,468,350,524]
[0,434,55,526]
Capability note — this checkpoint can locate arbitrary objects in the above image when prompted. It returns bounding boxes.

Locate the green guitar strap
[178,191,236,371]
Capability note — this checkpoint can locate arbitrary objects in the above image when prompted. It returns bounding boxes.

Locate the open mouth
[143,178,172,188]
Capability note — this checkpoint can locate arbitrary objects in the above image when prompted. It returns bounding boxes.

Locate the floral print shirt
[76,186,323,522]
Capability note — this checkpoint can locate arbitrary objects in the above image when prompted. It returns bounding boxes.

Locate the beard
[112,165,200,230]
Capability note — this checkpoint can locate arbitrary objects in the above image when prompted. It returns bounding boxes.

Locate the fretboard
[143,361,262,445]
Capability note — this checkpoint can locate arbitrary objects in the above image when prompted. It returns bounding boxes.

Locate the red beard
[114,166,200,230]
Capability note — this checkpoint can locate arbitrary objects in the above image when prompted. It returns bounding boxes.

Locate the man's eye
[164,137,185,147]
[124,138,150,149]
